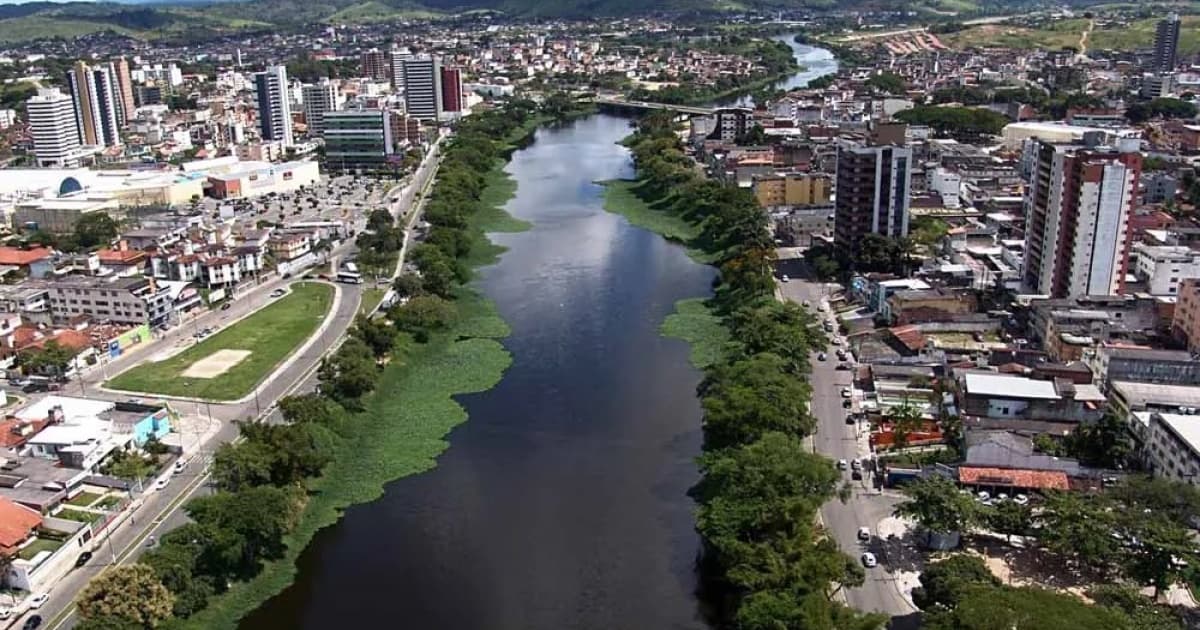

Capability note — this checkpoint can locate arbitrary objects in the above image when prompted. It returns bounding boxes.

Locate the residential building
[65,61,122,148]
[402,56,441,121]
[752,173,831,208]
[960,371,1106,430]
[390,49,410,92]
[254,66,293,146]
[833,138,912,248]
[46,276,171,328]
[323,108,396,173]
[1021,138,1142,297]
[706,108,753,142]
[26,89,83,168]
[440,66,463,114]
[1145,412,1200,485]
[1172,278,1200,351]
[1132,243,1200,295]
[301,79,340,138]
[1088,346,1200,390]
[1154,13,1181,72]
[111,57,135,121]
[360,49,389,81]
[1143,171,1178,204]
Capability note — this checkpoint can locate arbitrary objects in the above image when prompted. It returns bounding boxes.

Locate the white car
[837,459,848,471]
[976,491,990,503]
[861,552,878,568]
[1013,494,1029,506]
[781,274,790,283]
[28,594,48,609]
[841,387,852,398]
[154,477,169,491]
[173,459,187,475]
[0,608,11,620]
[857,526,871,541]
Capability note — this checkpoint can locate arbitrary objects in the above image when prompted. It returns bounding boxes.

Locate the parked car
[75,551,93,567]
[27,594,47,609]
[817,352,827,361]
[851,469,863,481]
[861,552,877,568]
[845,414,856,425]
[780,274,790,283]
[841,387,852,398]
[220,302,232,311]
[837,459,848,470]
[842,399,852,409]
[857,527,871,541]
[23,615,41,629]
[836,363,852,371]
[851,459,862,471]
[0,608,12,620]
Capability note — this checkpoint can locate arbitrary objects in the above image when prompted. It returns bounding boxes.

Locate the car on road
[75,551,92,567]
[857,527,871,541]
[27,594,47,609]
[837,349,848,360]
[845,414,856,425]
[837,459,848,470]
[851,469,863,481]
[220,302,232,311]
[0,608,11,620]
[836,363,852,371]
[851,459,862,471]
[173,459,187,475]
[154,477,169,491]
[842,399,852,409]
[817,352,827,361]
[861,552,877,568]
[841,387,852,398]
[270,289,286,298]
[780,274,789,282]
[24,614,42,629]
[1014,493,1029,506]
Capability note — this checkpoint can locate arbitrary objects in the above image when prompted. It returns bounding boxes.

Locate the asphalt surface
[775,259,916,624]
[35,141,444,630]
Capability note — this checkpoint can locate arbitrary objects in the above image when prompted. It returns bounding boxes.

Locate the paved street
[775,258,916,624]
[34,142,445,630]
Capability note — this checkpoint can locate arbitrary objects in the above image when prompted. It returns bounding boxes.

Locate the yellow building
[753,173,831,208]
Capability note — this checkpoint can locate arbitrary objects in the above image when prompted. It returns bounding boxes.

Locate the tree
[698,353,815,449]
[74,617,143,630]
[985,500,1032,544]
[1108,475,1200,527]
[141,542,214,618]
[894,476,978,544]
[317,337,379,406]
[1038,491,1119,574]
[885,398,923,450]
[74,212,119,250]
[1121,516,1194,597]
[728,301,823,374]
[76,564,174,627]
[20,340,76,376]
[866,71,906,95]
[278,393,340,426]
[392,274,426,299]
[922,584,1131,630]
[211,440,274,492]
[185,485,303,574]
[389,295,456,341]
[350,316,397,359]
[912,554,1000,610]
[1066,413,1131,469]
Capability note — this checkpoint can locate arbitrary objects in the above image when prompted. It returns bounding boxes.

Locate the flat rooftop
[965,372,1059,400]
[1112,381,1200,409]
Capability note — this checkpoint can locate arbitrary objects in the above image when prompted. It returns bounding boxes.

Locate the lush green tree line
[74,102,548,629]
[626,39,797,105]
[894,106,1009,139]
[627,111,884,630]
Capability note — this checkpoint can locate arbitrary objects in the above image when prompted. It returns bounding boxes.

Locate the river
[240,36,835,630]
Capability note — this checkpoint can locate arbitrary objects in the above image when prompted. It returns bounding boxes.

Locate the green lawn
[106,283,334,401]
[65,492,103,507]
[359,288,387,316]
[16,538,62,561]
[55,509,102,525]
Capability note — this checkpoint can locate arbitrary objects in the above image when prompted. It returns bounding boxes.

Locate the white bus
[336,270,363,284]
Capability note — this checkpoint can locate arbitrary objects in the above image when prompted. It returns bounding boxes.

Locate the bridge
[591,97,715,117]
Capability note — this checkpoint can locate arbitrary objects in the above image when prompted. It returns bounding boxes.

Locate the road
[775,259,916,625]
[36,143,445,630]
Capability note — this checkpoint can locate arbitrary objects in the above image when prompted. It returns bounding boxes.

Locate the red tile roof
[0,496,42,554]
[0,247,50,266]
[958,466,1069,491]
[96,249,146,265]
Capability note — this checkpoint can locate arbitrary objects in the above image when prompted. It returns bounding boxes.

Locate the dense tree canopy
[76,564,174,628]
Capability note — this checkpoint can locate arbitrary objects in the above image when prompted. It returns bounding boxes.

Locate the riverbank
[175,117,537,630]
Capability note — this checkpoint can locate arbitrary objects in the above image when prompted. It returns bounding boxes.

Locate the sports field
[105,283,334,400]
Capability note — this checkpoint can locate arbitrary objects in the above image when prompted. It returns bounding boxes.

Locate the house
[960,371,1106,434]
[0,248,53,279]
[0,496,42,556]
[268,232,312,262]
[886,288,977,324]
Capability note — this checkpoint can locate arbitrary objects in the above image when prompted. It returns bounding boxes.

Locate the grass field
[359,288,387,316]
[55,509,102,525]
[65,492,102,508]
[941,19,1088,50]
[17,538,62,560]
[106,283,333,401]
[1089,15,1200,54]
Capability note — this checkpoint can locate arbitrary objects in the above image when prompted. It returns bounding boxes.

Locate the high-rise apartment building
[65,61,123,147]
[833,126,912,248]
[1021,138,1142,298]
[1154,13,1181,72]
[111,57,135,122]
[301,79,340,138]
[390,49,411,92]
[440,66,463,113]
[360,49,389,81]
[401,56,442,121]
[27,88,83,168]
[255,66,294,146]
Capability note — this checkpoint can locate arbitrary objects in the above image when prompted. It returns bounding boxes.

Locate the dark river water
[241,38,836,630]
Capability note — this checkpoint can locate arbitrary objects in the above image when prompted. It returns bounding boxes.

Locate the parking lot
[198,174,403,230]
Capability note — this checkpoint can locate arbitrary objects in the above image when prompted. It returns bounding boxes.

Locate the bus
[336,270,363,284]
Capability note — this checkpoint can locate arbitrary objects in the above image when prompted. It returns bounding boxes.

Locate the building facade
[401,56,442,121]
[323,108,396,173]
[1172,278,1200,352]
[1021,139,1142,297]
[254,66,294,146]
[360,49,389,81]
[65,61,123,148]
[833,140,912,248]
[1154,13,1181,72]
[47,277,171,328]
[1132,243,1200,295]
[27,89,83,168]
[440,66,463,114]
[301,79,340,138]
[752,173,831,208]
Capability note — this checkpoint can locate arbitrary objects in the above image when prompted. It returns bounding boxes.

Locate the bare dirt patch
[182,349,252,379]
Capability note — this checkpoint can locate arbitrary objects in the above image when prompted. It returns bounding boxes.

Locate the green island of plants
[68,98,565,630]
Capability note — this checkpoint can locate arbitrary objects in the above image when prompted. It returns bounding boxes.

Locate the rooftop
[1111,381,1200,409]
[964,372,1059,400]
